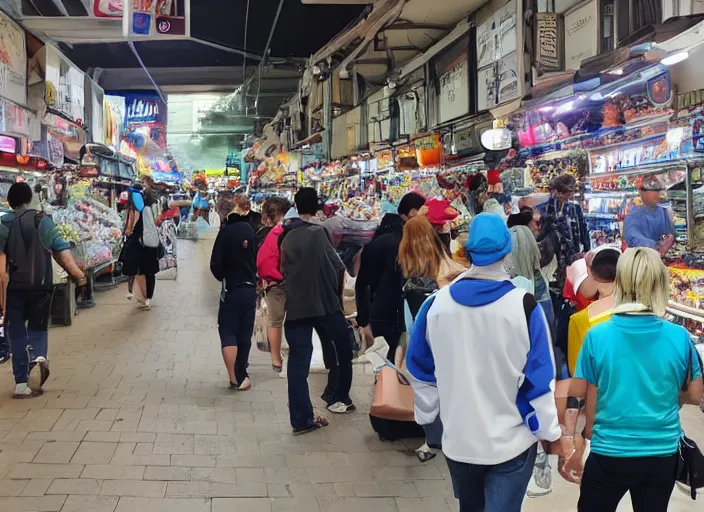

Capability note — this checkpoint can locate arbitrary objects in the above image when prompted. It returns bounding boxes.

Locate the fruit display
[53,197,124,270]
[669,266,704,310]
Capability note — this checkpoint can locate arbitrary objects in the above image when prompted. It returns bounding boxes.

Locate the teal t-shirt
[575,314,702,458]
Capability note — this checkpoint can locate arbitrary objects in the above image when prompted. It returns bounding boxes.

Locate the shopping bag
[254,298,270,353]
[370,363,416,422]
[677,435,704,499]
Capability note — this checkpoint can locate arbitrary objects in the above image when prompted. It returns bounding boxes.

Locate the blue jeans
[424,416,443,448]
[446,443,537,512]
[6,290,52,385]
[284,311,353,430]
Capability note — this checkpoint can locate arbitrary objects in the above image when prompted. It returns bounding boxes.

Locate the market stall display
[53,196,124,270]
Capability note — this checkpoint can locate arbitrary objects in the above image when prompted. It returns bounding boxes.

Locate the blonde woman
[571,247,703,511]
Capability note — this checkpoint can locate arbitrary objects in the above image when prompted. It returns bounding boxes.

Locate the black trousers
[578,452,678,512]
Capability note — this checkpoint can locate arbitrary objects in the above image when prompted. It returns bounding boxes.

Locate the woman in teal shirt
[574,247,703,512]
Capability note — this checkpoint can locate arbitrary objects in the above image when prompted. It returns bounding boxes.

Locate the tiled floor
[0,236,702,511]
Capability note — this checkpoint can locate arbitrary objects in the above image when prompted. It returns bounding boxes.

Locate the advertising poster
[0,10,27,106]
[92,1,186,37]
[476,0,520,111]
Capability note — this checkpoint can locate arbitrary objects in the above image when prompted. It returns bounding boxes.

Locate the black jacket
[355,213,405,331]
[210,213,256,287]
[279,218,345,321]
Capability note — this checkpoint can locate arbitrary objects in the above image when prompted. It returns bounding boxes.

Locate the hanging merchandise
[53,195,124,270]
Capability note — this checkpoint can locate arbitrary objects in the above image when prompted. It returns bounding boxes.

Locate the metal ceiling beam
[189,37,263,61]
[383,21,451,31]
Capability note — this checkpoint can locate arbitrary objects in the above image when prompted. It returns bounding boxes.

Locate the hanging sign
[564,0,598,70]
[93,1,188,37]
[536,12,561,72]
[0,10,27,106]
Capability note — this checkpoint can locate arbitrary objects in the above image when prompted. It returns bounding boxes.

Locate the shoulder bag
[676,342,704,499]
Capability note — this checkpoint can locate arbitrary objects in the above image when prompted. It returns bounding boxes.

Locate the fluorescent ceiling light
[609,68,624,75]
[661,51,689,66]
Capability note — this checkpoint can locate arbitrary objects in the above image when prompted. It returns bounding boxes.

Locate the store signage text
[536,13,561,72]
[0,135,17,153]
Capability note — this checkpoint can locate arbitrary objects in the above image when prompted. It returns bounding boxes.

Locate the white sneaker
[126,292,134,301]
[142,299,152,311]
[526,451,553,497]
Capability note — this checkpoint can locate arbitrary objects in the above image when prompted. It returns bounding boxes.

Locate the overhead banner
[476,0,520,111]
[0,10,27,106]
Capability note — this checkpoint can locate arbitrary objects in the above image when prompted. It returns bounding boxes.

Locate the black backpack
[2,210,53,291]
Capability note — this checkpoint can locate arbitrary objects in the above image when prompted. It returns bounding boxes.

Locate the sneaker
[0,353,9,365]
[526,451,552,497]
[13,383,42,399]
[126,292,135,301]
[28,356,50,392]
[415,443,437,463]
[141,299,152,311]
[327,401,356,414]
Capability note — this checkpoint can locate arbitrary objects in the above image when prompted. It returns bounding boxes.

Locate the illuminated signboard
[0,135,17,153]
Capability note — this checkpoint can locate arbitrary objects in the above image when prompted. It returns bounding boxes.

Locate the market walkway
[0,236,702,512]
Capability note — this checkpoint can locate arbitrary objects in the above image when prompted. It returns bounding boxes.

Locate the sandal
[293,415,329,436]
[327,402,356,414]
[237,377,251,391]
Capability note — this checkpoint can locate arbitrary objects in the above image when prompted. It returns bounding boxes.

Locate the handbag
[370,363,416,422]
[676,343,704,499]
[254,294,270,353]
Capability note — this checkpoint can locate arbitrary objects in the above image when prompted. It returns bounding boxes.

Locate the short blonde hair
[614,247,670,316]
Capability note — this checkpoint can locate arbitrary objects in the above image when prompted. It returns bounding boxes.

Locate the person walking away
[623,175,675,254]
[279,188,355,433]
[256,197,291,372]
[233,194,262,233]
[355,192,425,360]
[123,186,159,310]
[210,205,257,390]
[398,215,467,462]
[0,183,86,398]
[572,247,703,512]
[406,213,574,512]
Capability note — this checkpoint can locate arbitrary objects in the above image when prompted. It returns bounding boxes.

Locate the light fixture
[339,68,350,80]
[609,68,624,75]
[538,106,554,112]
[387,79,397,89]
[662,51,689,66]
[480,128,512,151]
[312,64,322,76]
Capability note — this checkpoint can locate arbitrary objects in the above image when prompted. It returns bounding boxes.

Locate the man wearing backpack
[0,183,86,398]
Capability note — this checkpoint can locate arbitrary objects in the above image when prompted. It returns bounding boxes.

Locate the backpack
[141,205,160,248]
[2,210,53,291]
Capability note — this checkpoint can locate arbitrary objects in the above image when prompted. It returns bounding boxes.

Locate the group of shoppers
[395,172,704,512]
[210,188,356,433]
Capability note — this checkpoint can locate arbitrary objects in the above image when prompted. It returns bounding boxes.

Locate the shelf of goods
[53,197,124,271]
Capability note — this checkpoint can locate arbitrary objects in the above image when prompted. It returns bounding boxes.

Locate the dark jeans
[217,286,256,385]
[424,416,443,449]
[371,322,403,361]
[285,311,353,430]
[0,307,8,359]
[447,444,537,512]
[578,453,678,512]
[6,290,53,385]
[145,274,156,299]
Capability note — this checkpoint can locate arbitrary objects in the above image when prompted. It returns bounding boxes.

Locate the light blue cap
[466,213,512,266]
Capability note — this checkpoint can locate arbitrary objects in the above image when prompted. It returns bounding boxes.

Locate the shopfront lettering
[536,12,560,71]
[567,16,592,37]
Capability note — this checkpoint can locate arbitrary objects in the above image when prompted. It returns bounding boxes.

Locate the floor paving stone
[0,238,700,512]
